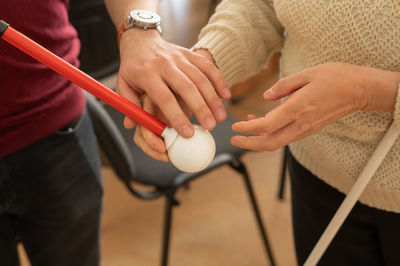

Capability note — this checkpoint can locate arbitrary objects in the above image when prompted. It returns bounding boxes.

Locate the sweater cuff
[192,30,248,87]
[394,82,400,132]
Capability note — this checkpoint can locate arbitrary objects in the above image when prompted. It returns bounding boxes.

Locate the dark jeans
[288,150,400,266]
[0,109,103,266]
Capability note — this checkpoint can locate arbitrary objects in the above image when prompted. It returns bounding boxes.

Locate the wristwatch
[118,10,162,45]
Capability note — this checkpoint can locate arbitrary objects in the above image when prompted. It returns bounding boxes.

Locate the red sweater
[0,0,85,158]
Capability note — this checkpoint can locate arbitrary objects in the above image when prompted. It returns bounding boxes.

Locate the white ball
[162,125,216,173]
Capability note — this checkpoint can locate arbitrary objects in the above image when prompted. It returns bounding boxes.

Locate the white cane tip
[162,125,216,173]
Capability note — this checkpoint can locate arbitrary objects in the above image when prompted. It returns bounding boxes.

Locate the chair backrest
[68,0,120,79]
[85,93,138,183]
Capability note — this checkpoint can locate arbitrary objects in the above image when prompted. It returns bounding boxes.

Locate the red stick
[0,22,166,136]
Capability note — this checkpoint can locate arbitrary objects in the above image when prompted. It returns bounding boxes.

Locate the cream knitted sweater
[193,0,400,212]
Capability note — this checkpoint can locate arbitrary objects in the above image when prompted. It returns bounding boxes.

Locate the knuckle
[276,77,289,91]
[137,63,154,74]
[299,121,321,133]
[193,75,210,89]
[201,58,215,69]
[299,122,312,132]
[262,122,275,133]
[182,81,198,94]
[170,118,187,130]
[157,90,175,105]
[266,141,281,151]
[209,98,224,110]
[295,104,316,118]
[156,55,171,65]
[175,84,199,101]
[125,60,146,73]
[193,104,212,117]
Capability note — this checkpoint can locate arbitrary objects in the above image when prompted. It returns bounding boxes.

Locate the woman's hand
[231,62,400,151]
[117,29,230,138]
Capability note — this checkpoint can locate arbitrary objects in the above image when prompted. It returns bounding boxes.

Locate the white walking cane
[304,122,399,266]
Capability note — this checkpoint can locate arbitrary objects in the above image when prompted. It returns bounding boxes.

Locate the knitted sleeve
[192,0,284,86]
[394,83,400,132]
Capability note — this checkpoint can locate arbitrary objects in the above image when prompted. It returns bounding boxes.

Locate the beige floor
[19,0,298,265]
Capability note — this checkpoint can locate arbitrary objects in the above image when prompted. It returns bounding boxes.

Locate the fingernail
[223,87,231,98]
[181,125,194,137]
[205,116,216,129]
[215,107,226,121]
[231,123,239,131]
[264,88,274,96]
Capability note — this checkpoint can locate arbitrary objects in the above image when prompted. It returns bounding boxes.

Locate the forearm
[193,0,284,86]
[104,0,159,29]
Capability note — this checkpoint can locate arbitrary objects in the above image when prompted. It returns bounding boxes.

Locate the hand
[117,29,230,138]
[131,47,222,161]
[133,95,192,162]
[231,62,400,151]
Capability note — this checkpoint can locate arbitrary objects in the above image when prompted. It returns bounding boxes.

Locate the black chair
[85,93,276,266]
[68,0,120,78]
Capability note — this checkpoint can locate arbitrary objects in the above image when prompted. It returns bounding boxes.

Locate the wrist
[119,27,163,51]
[363,70,400,112]
[117,9,162,47]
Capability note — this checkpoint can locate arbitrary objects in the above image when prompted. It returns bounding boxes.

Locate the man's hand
[133,94,194,161]
[118,29,230,138]
[231,62,400,151]
[130,47,224,161]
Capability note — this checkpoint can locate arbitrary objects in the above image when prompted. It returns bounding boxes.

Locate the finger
[230,135,280,151]
[253,119,315,151]
[116,75,141,129]
[185,49,231,100]
[246,114,258,121]
[263,69,312,100]
[134,125,169,162]
[137,123,167,155]
[179,62,227,122]
[141,96,167,154]
[141,126,167,153]
[232,117,272,135]
[144,76,194,138]
[124,116,136,129]
[163,65,217,130]
[232,115,321,152]
[232,100,297,134]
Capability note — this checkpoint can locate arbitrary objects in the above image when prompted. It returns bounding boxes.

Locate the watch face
[130,10,161,26]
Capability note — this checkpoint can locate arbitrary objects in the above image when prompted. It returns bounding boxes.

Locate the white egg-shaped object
[161,125,216,173]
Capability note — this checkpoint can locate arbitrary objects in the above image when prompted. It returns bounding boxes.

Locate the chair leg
[278,146,289,201]
[230,160,276,266]
[161,192,179,266]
